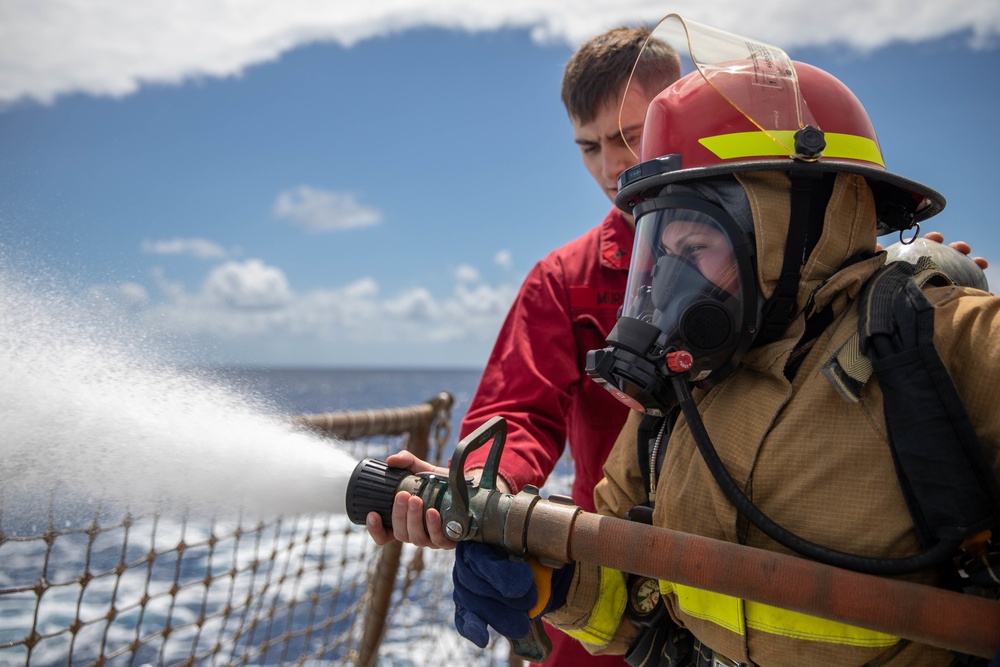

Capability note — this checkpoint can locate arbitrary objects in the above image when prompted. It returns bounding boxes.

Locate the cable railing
[0,392,515,666]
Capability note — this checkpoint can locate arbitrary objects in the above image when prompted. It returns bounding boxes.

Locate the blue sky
[1,1,999,369]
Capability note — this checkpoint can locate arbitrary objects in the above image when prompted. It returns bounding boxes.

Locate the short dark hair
[561,26,681,124]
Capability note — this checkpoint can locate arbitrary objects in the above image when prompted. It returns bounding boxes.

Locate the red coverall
[461,208,634,666]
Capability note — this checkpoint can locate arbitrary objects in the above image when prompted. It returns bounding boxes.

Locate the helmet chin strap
[756,168,835,345]
[668,374,961,575]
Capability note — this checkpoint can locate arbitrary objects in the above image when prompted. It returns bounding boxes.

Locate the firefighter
[451,17,1000,667]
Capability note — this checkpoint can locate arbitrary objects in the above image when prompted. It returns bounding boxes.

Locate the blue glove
[452,541,574,648]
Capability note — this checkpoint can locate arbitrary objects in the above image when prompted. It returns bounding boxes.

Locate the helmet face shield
[621,15,805,161]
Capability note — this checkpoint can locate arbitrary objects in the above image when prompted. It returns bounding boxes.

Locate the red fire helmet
[616,59,945,234]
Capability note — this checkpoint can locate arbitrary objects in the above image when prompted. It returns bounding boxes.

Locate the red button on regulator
[665,350,694,373]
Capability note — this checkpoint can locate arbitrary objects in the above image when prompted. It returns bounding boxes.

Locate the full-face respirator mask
[587,185,758,415]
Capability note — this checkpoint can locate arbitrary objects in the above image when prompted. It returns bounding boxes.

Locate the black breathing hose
[670,375,960,576]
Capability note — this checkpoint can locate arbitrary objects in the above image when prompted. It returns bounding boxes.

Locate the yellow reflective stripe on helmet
[565,567,627,646]
[667,583,898,648]
[699,131,885,167]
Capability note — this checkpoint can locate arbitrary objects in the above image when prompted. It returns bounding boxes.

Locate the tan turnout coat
[546,172,1000,666]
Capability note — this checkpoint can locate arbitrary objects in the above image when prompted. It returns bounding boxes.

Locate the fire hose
[346,416,1000,662]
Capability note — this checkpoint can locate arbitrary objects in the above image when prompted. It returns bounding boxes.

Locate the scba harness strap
[824,256,1000,588]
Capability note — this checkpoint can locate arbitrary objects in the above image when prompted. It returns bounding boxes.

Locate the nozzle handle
[347,418,552,662]
[443,415,507,540]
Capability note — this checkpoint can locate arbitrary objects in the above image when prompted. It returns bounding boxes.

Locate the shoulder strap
[822,257,950,401]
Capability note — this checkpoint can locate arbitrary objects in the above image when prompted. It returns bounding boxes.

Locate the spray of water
[0,261,358,523]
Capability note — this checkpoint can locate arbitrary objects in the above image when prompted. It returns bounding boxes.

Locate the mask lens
[621,202,749,381]
[588,194,756,410]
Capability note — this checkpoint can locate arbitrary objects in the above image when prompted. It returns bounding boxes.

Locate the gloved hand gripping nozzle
[345,416,581,662]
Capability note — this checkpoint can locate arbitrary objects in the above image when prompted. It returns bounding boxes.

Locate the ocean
[206,366,486,422]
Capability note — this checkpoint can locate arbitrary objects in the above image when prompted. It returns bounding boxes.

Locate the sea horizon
[191,365,486,422]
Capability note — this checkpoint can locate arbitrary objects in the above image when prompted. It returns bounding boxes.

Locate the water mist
[0,262,359,524]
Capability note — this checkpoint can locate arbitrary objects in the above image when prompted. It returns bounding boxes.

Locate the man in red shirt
[454,28,681,515]
[370,24,679,535]
[367,26,681,666]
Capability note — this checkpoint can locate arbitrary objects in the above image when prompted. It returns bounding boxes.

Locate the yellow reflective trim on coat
[745,600,898,646]
[565,567,627,646]
[669,584,898,648]
[668,582,745,635]
[698,131,885,167]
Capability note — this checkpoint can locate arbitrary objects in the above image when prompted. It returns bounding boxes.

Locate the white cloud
[141,237,229,260]
[151,266,186,301]
[1,0,997,107]
[273,186,382,232]
[451,283,518,317]
[203,259,293,308]
[127,260,520,363]
[494,249,512,269]
[455,264,480,283]
[384,287,437,322]
[340,276,379,300]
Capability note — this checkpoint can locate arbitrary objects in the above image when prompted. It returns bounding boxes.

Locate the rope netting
[0,392,515,666]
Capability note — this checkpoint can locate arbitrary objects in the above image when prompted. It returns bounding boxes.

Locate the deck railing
[0,392,515,666]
